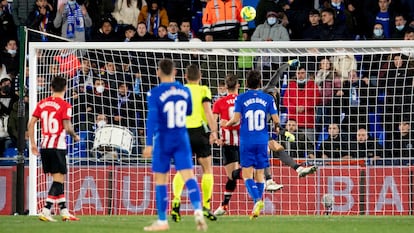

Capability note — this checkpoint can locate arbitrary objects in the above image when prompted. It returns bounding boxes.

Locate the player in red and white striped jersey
[34,96,71,149]
[212,74,240,215]
[28,76,80,222]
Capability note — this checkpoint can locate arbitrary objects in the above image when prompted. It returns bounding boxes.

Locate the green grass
[1,215,414,233]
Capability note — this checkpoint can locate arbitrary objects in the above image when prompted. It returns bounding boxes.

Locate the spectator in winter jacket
[251,10,290,82]
[283,66,321,141]
[137,0,168,37]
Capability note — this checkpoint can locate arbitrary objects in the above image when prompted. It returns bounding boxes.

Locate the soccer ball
[322,194,334,208]
[240,6,256,22]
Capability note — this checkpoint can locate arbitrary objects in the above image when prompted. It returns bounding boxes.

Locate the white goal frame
[28,40,414,216]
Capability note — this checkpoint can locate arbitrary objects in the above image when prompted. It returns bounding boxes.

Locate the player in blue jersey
[226,70,279,219]
[142,59,207,232]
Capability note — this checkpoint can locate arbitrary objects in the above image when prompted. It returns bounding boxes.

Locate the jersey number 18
[164,100,187,128]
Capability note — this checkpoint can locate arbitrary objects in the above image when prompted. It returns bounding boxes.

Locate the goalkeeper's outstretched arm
[263,59,299,139]
[262,59,299,94]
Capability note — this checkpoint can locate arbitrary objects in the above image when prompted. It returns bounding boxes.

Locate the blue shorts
[239,143,269,169]
[152,133,194,173]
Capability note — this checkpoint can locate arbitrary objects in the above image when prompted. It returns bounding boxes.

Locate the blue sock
[256,182,264,199]
[156,185,168,221]
[245,179,260,202]
[185,178,202,210]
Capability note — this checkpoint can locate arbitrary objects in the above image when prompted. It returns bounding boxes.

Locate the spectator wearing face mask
[252,11,290,42]
[167,19,189,42]
[86,78,112,118]
[1,38,19,78]
[372,23,385,39]
[391,13,409,39]
[74,78,111,131]
[95,113,108,129]
[0,75,19,156]
[251,10,290,82]
[0,76,18,115]
[283,66,321,142]
[370,0,394,39]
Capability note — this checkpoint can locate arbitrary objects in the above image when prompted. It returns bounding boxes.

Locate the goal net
[28,41,414,216]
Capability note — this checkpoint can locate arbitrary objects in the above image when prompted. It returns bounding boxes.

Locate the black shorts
[222,145,239,165]
[40,149,67,174]
[188,126,211,158]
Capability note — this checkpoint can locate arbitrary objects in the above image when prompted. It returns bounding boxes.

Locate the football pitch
[1,215,413,233]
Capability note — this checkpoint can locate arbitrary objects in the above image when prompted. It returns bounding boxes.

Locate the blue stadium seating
[0,147,18,165]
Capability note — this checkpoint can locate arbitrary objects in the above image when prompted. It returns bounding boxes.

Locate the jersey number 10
[245,109,265,131]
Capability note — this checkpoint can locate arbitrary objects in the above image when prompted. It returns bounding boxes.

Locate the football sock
[264,167,272,181]
[172,173,185,202]
[256,182,265,199]
[45,181,63,209]
[225,178,237,192]
[232,168,242,180]
[48,181,61,196]
[245,179,260,202]
[276,150,297,168]
[58,196,66,210]
[185,178,202,211]
[223,192,232,206]
[44,200,54,210]
[155,185,168,221]
[55,182,66,210]
[223,179,237,205]
[201,174,214,209]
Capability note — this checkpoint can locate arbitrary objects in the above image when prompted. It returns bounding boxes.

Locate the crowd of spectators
[0,0,414,163]
[0,0,413,45]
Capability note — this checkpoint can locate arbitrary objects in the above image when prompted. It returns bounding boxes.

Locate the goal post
[28,40,414,216]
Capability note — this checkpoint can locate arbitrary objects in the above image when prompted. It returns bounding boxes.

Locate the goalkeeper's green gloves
[288,59,300,68]
[284,131,295,142]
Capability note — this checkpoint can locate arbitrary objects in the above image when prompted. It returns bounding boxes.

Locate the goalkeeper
[214,60,317,216]
[230,59,317,193]
[263,59,317,190]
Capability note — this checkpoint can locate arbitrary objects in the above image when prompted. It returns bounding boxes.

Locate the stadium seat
[3,147,18,157]
[316,128,329,151]
[71,131,91,158]
[0,147,18,165]
[377,91,385,105]
[368,112,385,147]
